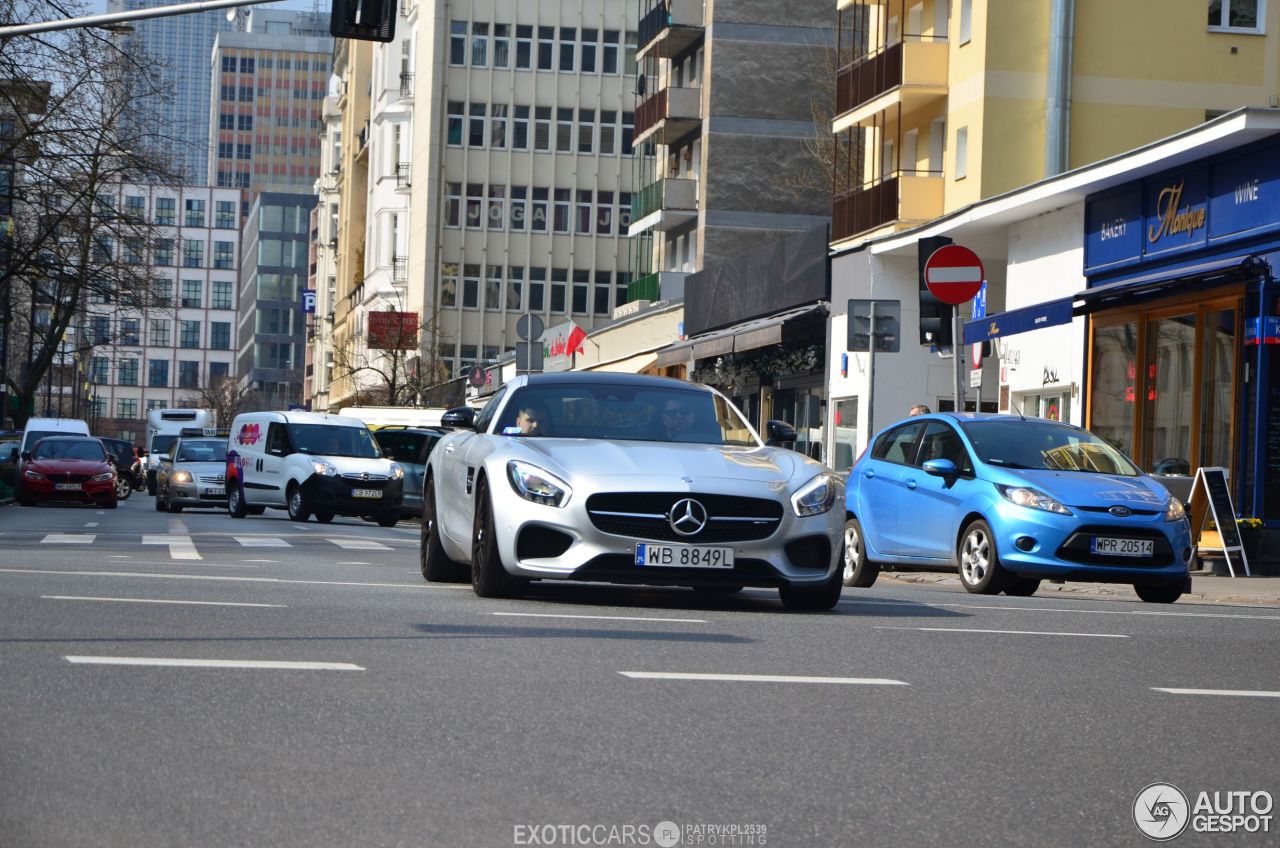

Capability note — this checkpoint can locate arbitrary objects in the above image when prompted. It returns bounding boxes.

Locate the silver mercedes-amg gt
[419,372,845,611]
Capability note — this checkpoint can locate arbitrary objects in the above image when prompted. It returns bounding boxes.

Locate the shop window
[831,397,860,475]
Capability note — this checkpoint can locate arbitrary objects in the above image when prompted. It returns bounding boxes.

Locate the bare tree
[179,376,255,429]
[0,0,183,427]
[330,290,456,408]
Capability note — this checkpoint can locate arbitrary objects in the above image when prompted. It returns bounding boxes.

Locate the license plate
[352,488,381,499]
[1090,536,1154,557]
[203,487,222,496]
[55,482,81,491]
[635,543,735,569]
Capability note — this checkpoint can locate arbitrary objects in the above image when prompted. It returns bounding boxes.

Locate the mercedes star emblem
[668,498,708,537]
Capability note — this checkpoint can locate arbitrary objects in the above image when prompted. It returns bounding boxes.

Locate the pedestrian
[909,404,931,416]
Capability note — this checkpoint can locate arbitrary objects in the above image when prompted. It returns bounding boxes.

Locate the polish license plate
[352,488,382,499]
[203,487,222,496]
[1090,536,1154,557]
[635,543,735,569]
[55,482,81,491]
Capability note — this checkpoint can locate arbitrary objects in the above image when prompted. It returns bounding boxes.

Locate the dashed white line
[41,534,95,544]
[235,537,291,547]
[241,559,281,563]
[1152,688,1280,699]
[0,566,460,589]
[84,522,98,528]
[64,656,363,671]
[494,612,708,624]
[42,595,284,608]
[875,626,1129,639]
[620,672,909,685]
[142,534,200,561]
[328,538,393,551]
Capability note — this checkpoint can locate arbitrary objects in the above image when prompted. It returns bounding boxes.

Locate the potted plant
[1237,516,1264,565]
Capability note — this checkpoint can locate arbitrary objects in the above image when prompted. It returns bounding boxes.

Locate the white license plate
[634,543,735,569]
[1090,536,1154,557]
[55,483,81,491]
[203,487,222,496]
[352,488,382,499]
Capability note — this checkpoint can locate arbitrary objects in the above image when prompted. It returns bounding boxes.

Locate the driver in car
[516,401,549,436]
[661,400,696,440]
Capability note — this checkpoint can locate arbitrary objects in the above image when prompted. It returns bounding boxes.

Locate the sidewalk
[878,569,1280,606]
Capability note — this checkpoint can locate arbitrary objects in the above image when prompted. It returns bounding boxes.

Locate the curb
[876,571,1280,607]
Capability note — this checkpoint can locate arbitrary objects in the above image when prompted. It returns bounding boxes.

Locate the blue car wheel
[958,519,1009,594]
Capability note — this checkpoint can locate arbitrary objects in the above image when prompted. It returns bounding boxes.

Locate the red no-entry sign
[924,245,985,306]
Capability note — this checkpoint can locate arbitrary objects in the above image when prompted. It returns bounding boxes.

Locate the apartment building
[82,185,242,442]
[306,91,344,411]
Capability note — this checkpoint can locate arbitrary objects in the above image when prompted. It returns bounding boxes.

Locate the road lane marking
[328,538,393,551]
[84,522,98,528]
[1152,688,1280,699]
[64,656,363,671]
[42,595,284,608]
[838,597,1280,621]
[41,534,95,544]
[620,672,908,685]
[142,534,200,561]
[241,559,281,563]
[876,626,1129,639]
[341,561,370,565]
[235,537,291,547]
[109,555,131,559]
[168,518,189,533]
[0,566,458,589]
[494,612,708,624]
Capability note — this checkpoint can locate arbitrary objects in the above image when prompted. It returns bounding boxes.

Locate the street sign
[970,368,982,388]
[846,299,900,353]
[924,244,985,306]
[516,341,543,373]
[972,282,986,369]
[516,313,544,342]
[467,365,486,387]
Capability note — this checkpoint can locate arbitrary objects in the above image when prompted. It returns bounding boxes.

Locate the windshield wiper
[987,459,1038,469]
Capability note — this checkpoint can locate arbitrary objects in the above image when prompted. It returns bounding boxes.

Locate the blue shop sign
[1209,144,1280,241]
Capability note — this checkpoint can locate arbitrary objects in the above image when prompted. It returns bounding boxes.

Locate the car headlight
[1164,497,1186,522]
[170,470,191,483]
[91,471,115,482]
[791,472,838,517]
[23,469,45,481]
[997,484,1072,515]
[390,463,405,480]
[507,460,571,507]
[311,461,337,476]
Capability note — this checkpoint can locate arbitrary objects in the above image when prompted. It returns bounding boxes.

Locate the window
[959,0,972,43]
[148,359,169,388]
[124,320,141,346]
[449,20,466,64]
[603,30,620,74]
[528,267,546,311]
[600,110,616,154]
[150,319,170,347]
[237,114,252,131]
[593,272,612,315]
[440,262,458,308]
[554,189,571,233]
[89,357,109,384]
[559,27,576,71]
[92,316,111,345]
[465,183,483,228]
[618,192,632,232]
[118,358,138,386]
[578,109,595,153]
[538,26,554,70]
[211,280,233,309]
[507,266,524,310]
[180,320,201,348]
[445,182,462,227]
[556,108,573,152]
[209,361,230,382]
[236,143,251,160]
[572,270,589,314]
[182,240,204,268]
[154,238,174,266]
[215,200,236,228]
[576,190,593,234]
[210,322,231,349]
[145,399,166,413]
[217,141,234,160]
[125,195,146,221]
[213,241,235,269]
[955,126,968,179]
[239,56,254,73]
[219,113,234,130]
[490,104,508,149]
[493,24,510,67]
[622,112,634,155]
[581,28,598,73]
[469,102,486,146]
[516,25,532,69]
[471,22,488,67]
[531,188,549,232]
[1209,0,1262,30]
[178,360,200,389]
[488,185,505,229]
[221,55,236,73]
[462,264,480,308]
[534,106,552,151]
[485,265,502,311]
[181,279,203,308]
[872,422,924,464]
[238,85,253,102]
[185,198,206,227]
[117,398,138,419]
[510,187,527,231]
[550,268,567,313]
[447,101,464,146]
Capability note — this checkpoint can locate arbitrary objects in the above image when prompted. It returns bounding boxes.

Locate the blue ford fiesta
[842,413,1193,603]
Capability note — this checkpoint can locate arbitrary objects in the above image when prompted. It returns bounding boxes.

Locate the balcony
[393,256,408,282]
[627,177,697,236]
[628,271,689,303]
[637,0,705,59]
[634,86,701,145]
[831,172,944,243]
[833,39,948,131]
[395,161,411,189]
[399,72,413,99]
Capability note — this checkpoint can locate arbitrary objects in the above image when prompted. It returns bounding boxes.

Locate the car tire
[287,484,311,522]
[1003,576,1041,597]
[779,568,843,611]
[114,475,132,501]
[315,511,334,524]
[1135,581,1184,604]
[376,514,398,527]
[421,477,467,583]
[227,483,248,518]
[958,519,1009,595]
[154,490,166,511]
[146,473,156,496]
[167,497,183,513]
[471,478,525,598]
[841,518,880,588]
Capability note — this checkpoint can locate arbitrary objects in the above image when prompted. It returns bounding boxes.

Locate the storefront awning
[1075,254,1266,312]
[583,352,659,374]
[963,297,1074,345]
[654,304,827,367]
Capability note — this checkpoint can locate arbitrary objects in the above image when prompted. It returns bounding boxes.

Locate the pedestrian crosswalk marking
[235,537,291,547]
[41,534,96,544]
[328,538,393,551]
[141,534,201,561]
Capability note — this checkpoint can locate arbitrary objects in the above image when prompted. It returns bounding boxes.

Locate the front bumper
[167,482,228,507]
[22,477,115,504]
[300,474,404,517]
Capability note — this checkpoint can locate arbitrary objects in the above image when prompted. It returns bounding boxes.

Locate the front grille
[1075,505,1161,516]
[199,474,225,484]
[586,492,783,543]
[342,472,389,482]
[1056,525,1176,567]
[53,474,90,483]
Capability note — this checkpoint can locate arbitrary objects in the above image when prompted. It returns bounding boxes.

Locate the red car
[18,436,118,508]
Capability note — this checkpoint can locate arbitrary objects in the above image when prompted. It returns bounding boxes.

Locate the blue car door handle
[905,478,917,490]
[863,469,875,479]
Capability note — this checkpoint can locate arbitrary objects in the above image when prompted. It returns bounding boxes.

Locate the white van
[226,410,404,526]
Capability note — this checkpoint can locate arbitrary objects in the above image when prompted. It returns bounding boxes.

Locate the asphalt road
[1,495,1277,848]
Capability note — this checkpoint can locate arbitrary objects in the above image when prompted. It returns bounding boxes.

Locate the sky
[86,0,324,15]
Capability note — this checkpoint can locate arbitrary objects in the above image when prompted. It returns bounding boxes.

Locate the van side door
[259,422,293,505]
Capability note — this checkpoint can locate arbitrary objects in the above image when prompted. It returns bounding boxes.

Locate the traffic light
[330,0,396,43]
[917,235,953,347]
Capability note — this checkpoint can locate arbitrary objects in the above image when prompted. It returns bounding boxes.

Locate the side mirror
[922,458,958,478]
[764,419,798,447]
[21,451,31,462]
[440,406,476,430]
[158,454,171,463]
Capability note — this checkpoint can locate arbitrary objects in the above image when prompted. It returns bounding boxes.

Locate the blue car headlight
[507,460,571,507]
[1164,497,1186,522]
[791,472,838,517]
[997,484,1072,516]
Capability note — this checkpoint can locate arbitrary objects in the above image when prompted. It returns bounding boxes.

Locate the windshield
[33,439,106,462]
[287,424,382,459]
[497,385,758,446]
[960,419,1142,476]
[175,439,228,463]
[151,435,177,455]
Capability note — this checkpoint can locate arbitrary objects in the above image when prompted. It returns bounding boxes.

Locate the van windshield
[287,424,381,459]
[23,430,68,452]
[151,435,177,455]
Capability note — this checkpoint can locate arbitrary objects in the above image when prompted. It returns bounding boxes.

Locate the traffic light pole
[952,305,966,413]
[867,306,877,441]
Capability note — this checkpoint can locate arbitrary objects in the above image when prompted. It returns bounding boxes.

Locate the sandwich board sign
[1187,467,1251,577]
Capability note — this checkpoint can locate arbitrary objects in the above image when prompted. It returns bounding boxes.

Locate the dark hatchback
[374,426,446,518]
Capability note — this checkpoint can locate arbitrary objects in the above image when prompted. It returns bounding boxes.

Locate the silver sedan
[155,437,229,513]
[419,373,845,611]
